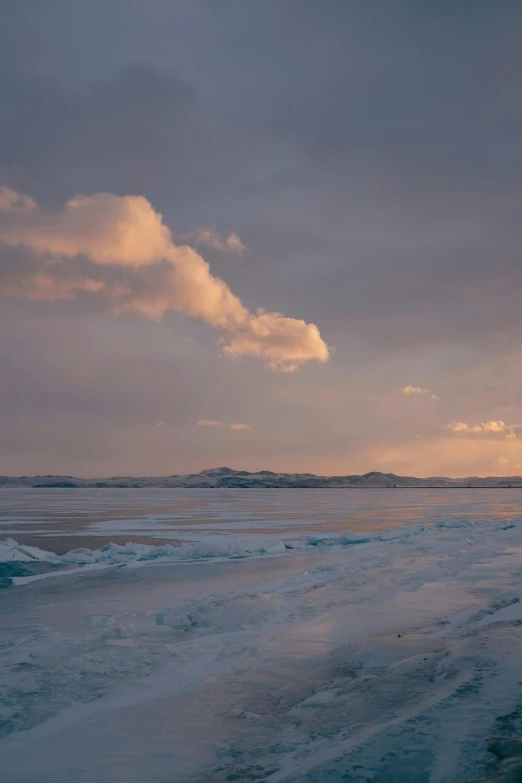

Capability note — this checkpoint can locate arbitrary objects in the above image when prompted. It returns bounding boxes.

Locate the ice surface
[0,518,489,583]
[0,536,291,576]
[3,490,522,781]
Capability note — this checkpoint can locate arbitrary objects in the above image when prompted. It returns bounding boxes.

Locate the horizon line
[3,467,522,482]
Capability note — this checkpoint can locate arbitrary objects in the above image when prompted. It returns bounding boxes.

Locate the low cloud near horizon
[197,420,251,431]
[447,421,519,439]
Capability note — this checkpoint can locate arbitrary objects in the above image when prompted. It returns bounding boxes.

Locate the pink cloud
[0,189,330,371]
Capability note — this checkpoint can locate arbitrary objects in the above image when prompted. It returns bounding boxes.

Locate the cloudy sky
[1,1,522,478]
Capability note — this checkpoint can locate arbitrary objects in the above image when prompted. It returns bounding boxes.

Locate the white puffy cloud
[0,189,329,371]
[222,310,329,372]
[0,193,171,266]
[483,421,507,433]
[447,420,519,438]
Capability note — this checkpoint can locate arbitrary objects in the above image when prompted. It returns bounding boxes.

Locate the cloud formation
[0,189,329,371]
[402,385,438,399]
[0,273,106,301]
[188,227,246,255]
[0,193,172,266]
[0,187,37,214]
[402,385,428,396]
[447,420,519,439]
[230,423,251,430]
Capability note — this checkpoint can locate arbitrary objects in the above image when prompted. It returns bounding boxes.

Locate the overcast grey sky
[1,0,522,477]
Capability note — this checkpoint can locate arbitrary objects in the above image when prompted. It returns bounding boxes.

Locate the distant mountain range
[1,467,522,488]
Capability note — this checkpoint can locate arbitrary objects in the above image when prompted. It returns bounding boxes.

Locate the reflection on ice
[3,490,522,781]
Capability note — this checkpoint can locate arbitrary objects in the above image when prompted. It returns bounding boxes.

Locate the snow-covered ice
[2,489,522,781]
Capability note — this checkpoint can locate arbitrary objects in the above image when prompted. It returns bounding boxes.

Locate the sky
[1,1,522,478]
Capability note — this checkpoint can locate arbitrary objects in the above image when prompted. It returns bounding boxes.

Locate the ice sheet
[3,491,522,781]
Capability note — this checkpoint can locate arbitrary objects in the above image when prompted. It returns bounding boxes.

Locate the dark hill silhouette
[1,469,522,488]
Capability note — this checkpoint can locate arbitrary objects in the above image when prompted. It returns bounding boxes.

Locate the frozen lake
[2,489,522,781]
